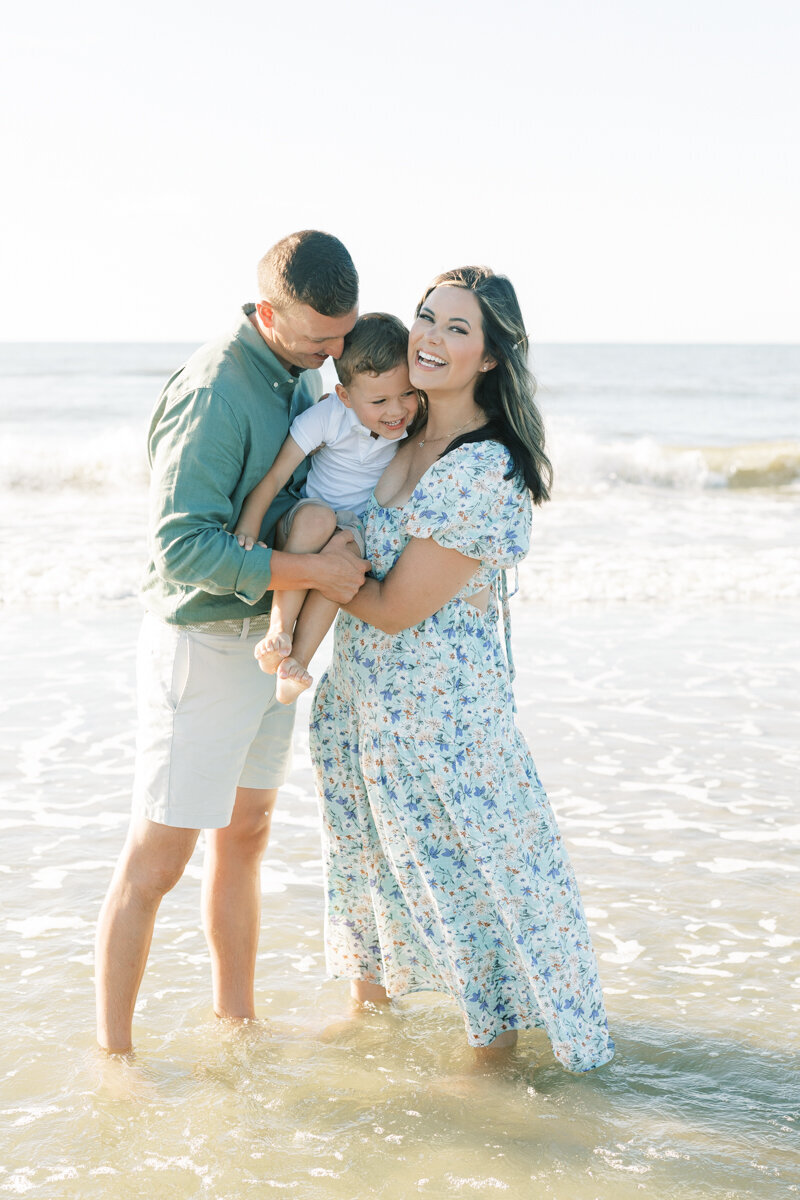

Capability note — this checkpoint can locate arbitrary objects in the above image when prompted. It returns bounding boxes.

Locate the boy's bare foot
[254,630,292,674]
[275,657,312,704]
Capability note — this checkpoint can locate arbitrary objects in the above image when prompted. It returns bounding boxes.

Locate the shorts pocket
[169,630,191,713]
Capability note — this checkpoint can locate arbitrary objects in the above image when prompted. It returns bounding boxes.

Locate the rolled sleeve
[148,387,272,604]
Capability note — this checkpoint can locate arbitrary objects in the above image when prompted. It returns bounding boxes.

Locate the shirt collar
[339,403,407,443]
[347,406,375,438]
[237,303,301,388]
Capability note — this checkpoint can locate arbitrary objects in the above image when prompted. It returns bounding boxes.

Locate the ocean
[0,341,798,1198]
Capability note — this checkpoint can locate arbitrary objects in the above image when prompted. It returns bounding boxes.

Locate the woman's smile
[415,350,448,369]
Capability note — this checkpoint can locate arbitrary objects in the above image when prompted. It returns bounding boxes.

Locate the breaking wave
[549,429,800,494]
[0,429,148,492]
[2,428,798,497]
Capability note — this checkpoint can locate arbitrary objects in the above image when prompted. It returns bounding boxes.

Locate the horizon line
[1,339,798,349]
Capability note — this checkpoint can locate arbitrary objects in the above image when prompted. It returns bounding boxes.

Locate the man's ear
[335,383,352,408]
[255,300,276,329]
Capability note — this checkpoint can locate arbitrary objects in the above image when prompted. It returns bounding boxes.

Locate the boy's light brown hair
[335,312,409,388]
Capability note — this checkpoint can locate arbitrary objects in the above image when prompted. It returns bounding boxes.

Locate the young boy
[235,312,419,704]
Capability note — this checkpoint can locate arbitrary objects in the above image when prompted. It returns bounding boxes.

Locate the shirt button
[273,382,278,388]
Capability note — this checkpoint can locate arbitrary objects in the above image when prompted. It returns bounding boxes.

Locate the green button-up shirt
[140,304,321,624]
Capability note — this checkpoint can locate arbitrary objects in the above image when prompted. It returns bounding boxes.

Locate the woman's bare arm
[343,535,480,634]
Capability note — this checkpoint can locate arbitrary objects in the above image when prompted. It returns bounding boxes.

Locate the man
[95,230,367,1053]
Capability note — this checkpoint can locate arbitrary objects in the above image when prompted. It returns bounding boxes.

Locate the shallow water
[1,604,797,1198]
[1,341,798,1195]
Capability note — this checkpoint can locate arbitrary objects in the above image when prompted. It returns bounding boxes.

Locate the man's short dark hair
[335,313,409,388]
[257,231,358,317]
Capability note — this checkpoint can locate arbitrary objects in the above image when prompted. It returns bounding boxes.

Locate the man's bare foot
[254,630,292,674]
[215,1014,273,1043]
[91,1047,159,1101]
[275,657,312,704]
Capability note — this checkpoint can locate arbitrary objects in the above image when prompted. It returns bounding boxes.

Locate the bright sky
[2,0,797,342]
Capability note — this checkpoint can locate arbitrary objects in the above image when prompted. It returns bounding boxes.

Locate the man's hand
[266,531,370,602]
[311,530,370,604]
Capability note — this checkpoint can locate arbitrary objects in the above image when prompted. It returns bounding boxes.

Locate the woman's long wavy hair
[416,266,552,504]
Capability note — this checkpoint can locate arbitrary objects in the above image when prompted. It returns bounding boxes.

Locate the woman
[310,267,614,1072]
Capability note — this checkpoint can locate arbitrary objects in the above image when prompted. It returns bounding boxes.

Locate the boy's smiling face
[336,364,419,440]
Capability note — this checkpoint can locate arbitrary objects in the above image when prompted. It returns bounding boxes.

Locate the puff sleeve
[404,441,531,570]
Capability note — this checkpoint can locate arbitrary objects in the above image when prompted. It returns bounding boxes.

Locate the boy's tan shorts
[279,497,366,556]
[132,613,296,829]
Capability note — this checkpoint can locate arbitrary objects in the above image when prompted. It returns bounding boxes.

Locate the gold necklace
[418,414,482,448]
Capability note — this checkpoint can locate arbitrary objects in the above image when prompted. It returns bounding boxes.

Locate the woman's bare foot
[473,1029,518,1059]
[316,981,391,1041]
[275,657,313,704]
[350,980,390,1006]
[254,630,292,674]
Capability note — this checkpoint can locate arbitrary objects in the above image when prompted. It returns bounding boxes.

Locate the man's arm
[149,387,280,604]
[270,530,370,604]
[149,388,369,605]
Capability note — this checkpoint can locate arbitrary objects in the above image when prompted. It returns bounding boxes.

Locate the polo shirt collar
[345,405,375,439]
[345,403,408,444]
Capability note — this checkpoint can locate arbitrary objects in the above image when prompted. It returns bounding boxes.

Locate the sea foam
[548,426,800,494]
[0,426,148,492]
[2,426,798,497]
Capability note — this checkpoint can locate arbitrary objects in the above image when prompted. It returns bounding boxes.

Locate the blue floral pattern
[310,441,614,1072]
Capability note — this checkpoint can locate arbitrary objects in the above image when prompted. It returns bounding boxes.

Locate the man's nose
[326,338,346,359]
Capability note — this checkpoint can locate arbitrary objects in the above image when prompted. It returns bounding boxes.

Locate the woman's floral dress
[310,441,614,1072]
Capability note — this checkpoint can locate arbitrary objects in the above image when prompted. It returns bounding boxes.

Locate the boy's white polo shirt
[289,392,406,516]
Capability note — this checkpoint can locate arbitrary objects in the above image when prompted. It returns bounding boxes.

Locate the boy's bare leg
[274,588,341,704]
[95,816,200,1053]
[275,531,365,703]
[202,786,277,1019]
[255,505,338,674]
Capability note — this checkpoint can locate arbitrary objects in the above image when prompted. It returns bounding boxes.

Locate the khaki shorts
[132,613,296,829]
[279,497,366,556]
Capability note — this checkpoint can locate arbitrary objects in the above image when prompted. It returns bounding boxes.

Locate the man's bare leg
[95,816,200,1053]
[255,506,337,674]
[202,786,277,1020]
